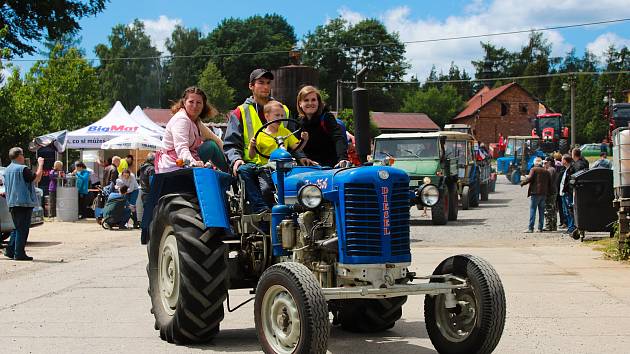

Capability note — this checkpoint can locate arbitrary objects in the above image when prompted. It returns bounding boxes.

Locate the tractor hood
[277,165,410,202]
[386,159,440,177]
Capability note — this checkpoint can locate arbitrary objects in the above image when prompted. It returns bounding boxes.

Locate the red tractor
[532,113,569,154]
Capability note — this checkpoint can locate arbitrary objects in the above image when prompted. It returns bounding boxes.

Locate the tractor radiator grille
[390,183,411,256]
[343,182,410,258]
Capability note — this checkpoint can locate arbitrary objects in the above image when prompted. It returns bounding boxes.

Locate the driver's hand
[192,160,204,167]
[249,137,256,148]
[300,132,309,142]
[299,158,318,166]
[232,159,245,175]
[335,160,351,168]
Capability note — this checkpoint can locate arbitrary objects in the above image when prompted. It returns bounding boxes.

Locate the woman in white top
[116,169,140,228]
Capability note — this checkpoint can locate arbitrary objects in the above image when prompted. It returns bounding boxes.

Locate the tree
[303,18,409,111]
[336,109,380,139]
[197,61,235,115]
[199,14,297,102]
[95,20,162,108]
[2,45,107,159]
[162,25,206,103]
[401,85,465,127]
[0,0,106,57]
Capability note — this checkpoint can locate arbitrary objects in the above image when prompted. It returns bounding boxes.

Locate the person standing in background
[4,147,44,261]
[74,162,90,219]
[48,161,64,218]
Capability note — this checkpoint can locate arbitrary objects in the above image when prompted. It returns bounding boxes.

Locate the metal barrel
[56,176,78,222]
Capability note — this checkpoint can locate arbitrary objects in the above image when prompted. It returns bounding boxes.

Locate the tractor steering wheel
[253,118,303,159]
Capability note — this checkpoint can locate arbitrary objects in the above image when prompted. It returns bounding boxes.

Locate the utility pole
[336,79,343,113]
[562,76,576,147]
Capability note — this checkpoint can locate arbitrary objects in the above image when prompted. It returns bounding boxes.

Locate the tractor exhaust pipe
[353,67,370,164]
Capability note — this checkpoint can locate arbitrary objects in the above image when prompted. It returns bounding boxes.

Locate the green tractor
[372,132,459,225]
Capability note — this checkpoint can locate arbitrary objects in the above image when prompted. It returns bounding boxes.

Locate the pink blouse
[156,109,202,173]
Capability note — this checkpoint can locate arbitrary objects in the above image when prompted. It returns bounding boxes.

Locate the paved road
[0,179,629,353]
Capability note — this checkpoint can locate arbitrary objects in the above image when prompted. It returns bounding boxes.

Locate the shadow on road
[186,320,437,353]
[26,241,62,247]
[410,218,487,226]
[481,198,511,204]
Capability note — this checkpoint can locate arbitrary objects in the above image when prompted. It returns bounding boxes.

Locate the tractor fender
[141,168,231,243]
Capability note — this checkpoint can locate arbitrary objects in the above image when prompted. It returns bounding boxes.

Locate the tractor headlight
[298,185,323,209]
[418,184,439,206]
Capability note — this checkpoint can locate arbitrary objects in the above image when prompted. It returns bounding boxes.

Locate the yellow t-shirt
[255,125,299,165]
[117,159,128,174]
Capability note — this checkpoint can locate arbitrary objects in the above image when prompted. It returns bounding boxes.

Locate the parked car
[0,166,44,242]
[579,143,606,157]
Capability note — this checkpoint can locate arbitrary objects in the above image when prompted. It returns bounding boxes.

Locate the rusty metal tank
[271,65,319,115]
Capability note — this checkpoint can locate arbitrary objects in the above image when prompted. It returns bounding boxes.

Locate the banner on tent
[87,125,140,133]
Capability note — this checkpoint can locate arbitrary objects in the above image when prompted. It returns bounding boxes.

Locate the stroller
[93,184,113,224]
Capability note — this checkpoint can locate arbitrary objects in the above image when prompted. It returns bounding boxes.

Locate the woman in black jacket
[295,86,349,168]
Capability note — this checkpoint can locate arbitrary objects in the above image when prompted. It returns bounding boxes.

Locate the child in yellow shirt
[248,101,308,165]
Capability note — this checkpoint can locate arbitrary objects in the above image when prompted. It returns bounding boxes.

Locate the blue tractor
[496,136,546,185]
[143,118,506,354]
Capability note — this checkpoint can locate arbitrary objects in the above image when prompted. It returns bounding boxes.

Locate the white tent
[130,106,166,137]
[67,101,161,149]
[101,133,163,151]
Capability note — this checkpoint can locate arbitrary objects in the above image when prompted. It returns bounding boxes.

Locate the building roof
[142,108,172,127]
[371,112,439,131]
[454,82,517,120]
[376,131,473,140]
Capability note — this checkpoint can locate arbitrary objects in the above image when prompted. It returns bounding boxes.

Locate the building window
[519,103,528,114]
[500,102,509,116]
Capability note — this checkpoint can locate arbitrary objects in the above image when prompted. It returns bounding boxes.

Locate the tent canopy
[29,130,68,152]
[101,133,163,151]
[67,101,161,149]
[130,106,166,136]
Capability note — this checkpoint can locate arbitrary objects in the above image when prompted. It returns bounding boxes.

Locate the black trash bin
[570,168,616,235]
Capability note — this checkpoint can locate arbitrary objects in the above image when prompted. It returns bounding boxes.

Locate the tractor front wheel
[424,254,506,354]
[461,186,470,210]
[447,183,459,221]
[510,170,521,185]
[431,189,449,225]
[255,262,329,354]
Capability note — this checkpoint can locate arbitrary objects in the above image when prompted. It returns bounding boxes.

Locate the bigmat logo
[381,186,390,236]
[87,125,139,133]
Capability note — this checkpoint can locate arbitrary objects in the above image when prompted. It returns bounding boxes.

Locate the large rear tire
[148,193,228,344]
[559,139,569,154]
[447,183,459,221]
[424,254,506,354]
[510,170,521,185]
[480,182,489,201]
[431,189,449,225]
[336,296,407,332]
[461,186,470,210]
[255,262,329,354]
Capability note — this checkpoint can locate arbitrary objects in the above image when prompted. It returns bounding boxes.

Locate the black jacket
[295,111,347,167]
[574,157,589,172]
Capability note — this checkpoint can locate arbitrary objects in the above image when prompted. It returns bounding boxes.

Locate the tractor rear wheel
[337,296,407,333]
[461,186,470,210]
[431,189,449,225]
[425,254,506,354]
[447,183,459,221]
[559,139,569,154]
[510,170,521,185]
[148,193,228,344]
[480,182,489,201]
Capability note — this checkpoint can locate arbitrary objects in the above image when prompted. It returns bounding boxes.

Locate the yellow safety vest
[239,102,290,163]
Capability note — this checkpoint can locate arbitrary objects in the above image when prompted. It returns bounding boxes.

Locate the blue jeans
[7,207,33,258]
[529,194,545,231]
[562,193,575,232]
[238,163,268,213]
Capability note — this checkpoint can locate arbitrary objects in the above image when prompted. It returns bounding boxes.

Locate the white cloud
[338,1,630,81]
[587,32,630,59]
[338,6,364,26]
[139,15,182,54]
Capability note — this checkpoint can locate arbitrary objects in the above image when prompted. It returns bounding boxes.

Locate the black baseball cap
[249,69,274,83]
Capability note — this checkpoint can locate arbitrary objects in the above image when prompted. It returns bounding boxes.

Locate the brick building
[453,82,547,144]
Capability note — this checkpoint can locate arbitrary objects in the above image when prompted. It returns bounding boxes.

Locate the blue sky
[10,0,630,79]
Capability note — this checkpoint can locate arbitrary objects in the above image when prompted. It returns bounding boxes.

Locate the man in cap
[223,69,312,213]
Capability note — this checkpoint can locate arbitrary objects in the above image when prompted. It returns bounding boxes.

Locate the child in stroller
[102,185,132,230]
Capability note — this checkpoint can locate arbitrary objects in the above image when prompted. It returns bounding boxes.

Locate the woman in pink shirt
[157,87,227,173]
